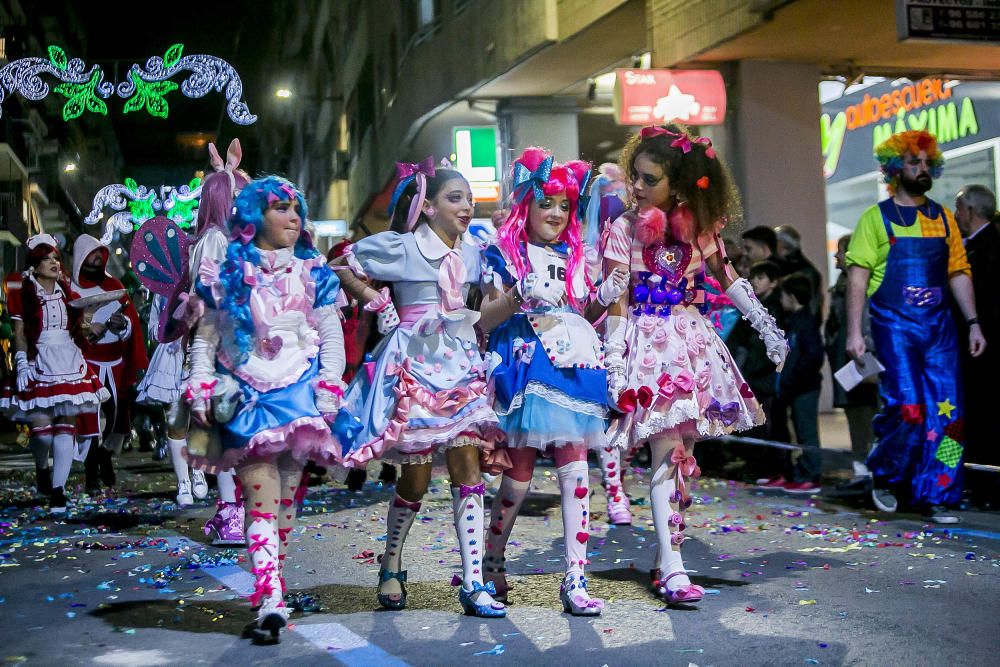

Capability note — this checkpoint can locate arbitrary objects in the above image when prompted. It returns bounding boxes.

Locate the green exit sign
[453,126,498,182]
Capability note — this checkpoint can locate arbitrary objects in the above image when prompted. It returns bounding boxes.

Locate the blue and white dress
[483,242,612,451]
[339,224,500,467]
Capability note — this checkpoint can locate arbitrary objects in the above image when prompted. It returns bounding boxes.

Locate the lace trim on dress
[495,381,606,419]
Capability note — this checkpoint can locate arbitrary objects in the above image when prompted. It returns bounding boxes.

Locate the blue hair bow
[512,156,553,203]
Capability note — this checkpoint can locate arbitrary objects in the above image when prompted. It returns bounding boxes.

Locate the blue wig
[217,175,319,363]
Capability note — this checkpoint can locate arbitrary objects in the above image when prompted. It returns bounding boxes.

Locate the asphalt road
[0,448,997,666]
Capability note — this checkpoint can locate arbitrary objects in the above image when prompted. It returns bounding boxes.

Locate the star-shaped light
[936,399,956,419]
[936,473,952,488]
[926,429,938,442]
[652,84,700,122]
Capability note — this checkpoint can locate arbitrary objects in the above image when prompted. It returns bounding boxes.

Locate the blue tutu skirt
[488,315,610,450]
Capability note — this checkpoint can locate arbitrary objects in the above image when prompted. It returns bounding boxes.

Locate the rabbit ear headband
[208,138,243,193]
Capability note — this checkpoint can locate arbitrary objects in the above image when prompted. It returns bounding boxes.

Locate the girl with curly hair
[185,175,346,644]
[603,124,786,604]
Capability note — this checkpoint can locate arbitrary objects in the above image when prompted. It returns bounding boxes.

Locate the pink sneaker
[204,501,246,546]
[606,485,633,525]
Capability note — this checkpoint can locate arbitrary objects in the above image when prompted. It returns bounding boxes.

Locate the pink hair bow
[231,223,255,245]
[640,126,670,139]
[670,444,701,478]
[396,156,436,180]
[459,482,485,498]
[669,133,716,159]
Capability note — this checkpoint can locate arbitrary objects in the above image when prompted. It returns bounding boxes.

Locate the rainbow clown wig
[875,130,944,195]
[496,147,592,312]
[216,175,325,362]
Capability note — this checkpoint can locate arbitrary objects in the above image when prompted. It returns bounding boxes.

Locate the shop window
[929,143,997,207]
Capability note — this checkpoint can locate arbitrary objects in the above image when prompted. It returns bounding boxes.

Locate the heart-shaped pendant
[641,239,692,285]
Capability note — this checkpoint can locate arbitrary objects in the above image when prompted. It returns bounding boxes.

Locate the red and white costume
[0,272,108,422]
[71,235,148,441]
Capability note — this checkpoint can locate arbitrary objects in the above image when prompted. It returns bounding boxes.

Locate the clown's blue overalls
[866,199,965,507]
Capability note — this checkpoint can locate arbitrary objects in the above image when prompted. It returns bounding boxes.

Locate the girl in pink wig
[478,147,627,615]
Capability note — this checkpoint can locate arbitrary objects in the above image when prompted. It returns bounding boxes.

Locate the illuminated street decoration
[85,177,203,245]
[0,44,256,124]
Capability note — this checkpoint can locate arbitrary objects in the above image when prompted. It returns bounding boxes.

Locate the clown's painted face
[631,152,672,210]
[898,150,933,196]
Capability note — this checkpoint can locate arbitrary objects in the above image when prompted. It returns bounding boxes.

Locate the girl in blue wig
[184,175,346,645]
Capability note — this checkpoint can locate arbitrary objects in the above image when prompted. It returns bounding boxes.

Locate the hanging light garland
[0,43,256,124]
[85,176,203,245]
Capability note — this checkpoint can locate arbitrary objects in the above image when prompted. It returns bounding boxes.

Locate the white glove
[725,278,788,370]
[363,287,400,335]
[604,315,628,403]
[597,267,629,307]
[315,375,345,416]
[14,351,30,393]
[517,272,565,307]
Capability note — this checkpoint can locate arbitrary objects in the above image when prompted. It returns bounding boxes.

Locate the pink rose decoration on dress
[651,326,670,347]
[639,352,658,371]
[674,316,690,336]
[687,332,707,356]
[637,317,658,334]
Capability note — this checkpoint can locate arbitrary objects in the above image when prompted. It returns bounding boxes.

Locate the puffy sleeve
[189,230,229,286]
[194,259,224,309]
[604,214,633,265]
[482,245,515,289]
[310,261,342,309]
[347,231,409,282]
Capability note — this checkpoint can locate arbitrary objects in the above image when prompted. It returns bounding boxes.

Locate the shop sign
[820,78,996,182]
[897,0,1000,44]
[452,126,500,202]
[613,69,726,126]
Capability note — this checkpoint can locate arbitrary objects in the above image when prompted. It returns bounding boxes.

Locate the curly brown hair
[619,123,743,237]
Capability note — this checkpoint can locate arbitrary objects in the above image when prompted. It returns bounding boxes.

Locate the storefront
[822,77,999,266]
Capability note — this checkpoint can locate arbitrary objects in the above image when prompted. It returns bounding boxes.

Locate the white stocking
[167,437,190,486]
[51,426,75,490]
[217,469,237,503]
[485,476,530,564]
[452,485,491,605]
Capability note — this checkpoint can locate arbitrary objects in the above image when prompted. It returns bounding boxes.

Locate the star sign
[936,399,956,419]
[926,429,938,442]
[653,84,700,122]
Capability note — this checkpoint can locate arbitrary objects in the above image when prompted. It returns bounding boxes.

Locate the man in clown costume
[845,130,987,523]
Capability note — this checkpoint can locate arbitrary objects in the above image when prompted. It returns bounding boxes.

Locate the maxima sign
[613,69,727,126]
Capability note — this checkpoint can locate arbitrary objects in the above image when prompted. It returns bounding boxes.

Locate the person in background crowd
[775,224,824,316]
[730,260,783,441]
[825,234,879,487]
[846,131,986,523]
[954,184,1000,507]
[72,234,148,495]
[741,226,781,266]
[772,273,824,494]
